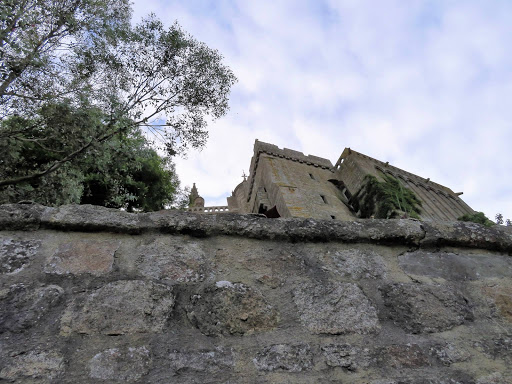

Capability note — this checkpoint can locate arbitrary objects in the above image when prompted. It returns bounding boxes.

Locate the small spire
[190,183,199,201]
[188,183,204,207]
[242,170,247,181]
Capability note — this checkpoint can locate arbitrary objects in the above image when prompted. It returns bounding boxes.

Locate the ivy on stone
[350,174,422,219]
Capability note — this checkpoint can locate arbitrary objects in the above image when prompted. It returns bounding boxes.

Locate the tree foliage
[0,0,132,117]
[0,0,236,207]
[495,213,511,226]
[0,102,179,210]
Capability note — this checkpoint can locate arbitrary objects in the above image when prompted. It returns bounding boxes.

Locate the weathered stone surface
[421,220,512,254]
[61,280,174,335]
[0,350,64,381]
[0,204,46,231]
[42,204,141,233]
[399,250,512,281]
[321,344,370,371]
[88,346,151,382]
[2,203,512,253]
[168,347,234,374]
[0,204,511,382]
[375,344,430,368]
[293,282,380,334]
[324,248,387,279]
[253,344,313,372]
[381,283,473,333]
[429,343,471,366]
[45,239,118,276]
[476,372,512,384]
[186,281,278,336]
[371,374,476,384]
[137,239,206,283]
[0,237,40,274]
[482,285,512,322]
[0,283,63,333]
[474,335,512,360]
[147,210,426,245]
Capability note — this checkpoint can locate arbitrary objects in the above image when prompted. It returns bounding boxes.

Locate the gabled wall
[335,148,475,221]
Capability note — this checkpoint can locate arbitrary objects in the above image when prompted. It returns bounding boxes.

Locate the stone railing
[186,205,230,213]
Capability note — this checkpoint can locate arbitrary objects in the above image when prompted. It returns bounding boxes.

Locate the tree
[80,127,180,211]
[0,101,180,210]
[495,213,512,226]
[0,1,236,189]
[0,0,132,116]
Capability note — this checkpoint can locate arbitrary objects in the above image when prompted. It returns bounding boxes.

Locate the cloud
[131,0,512,221]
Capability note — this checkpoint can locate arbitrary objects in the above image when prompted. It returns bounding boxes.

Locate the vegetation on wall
[350,174,422,219]
[458,212,495,227]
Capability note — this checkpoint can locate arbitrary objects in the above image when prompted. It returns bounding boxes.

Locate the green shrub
[351,174,422,219]
[458,212,495,227]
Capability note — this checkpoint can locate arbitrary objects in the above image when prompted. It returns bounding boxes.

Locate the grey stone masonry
[0,203,511,383]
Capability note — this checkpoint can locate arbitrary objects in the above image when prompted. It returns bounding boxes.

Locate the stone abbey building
[188,140,475,221]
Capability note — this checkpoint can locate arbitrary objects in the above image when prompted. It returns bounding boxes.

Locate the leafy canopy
[0,0,236,207]
[0,101,179,210]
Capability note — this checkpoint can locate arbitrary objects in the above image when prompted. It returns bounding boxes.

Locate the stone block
[168,347,234,374]
[186,281,278,336]
[0,350,64,381]
[45,239,118,276]
[474,336,512,360]
[321,344,370,371]
[324,248,387,279]
[293,282,380,334]
[253,344,313,372]
[476,372,512,384]
[137,239,206,283]
[374,344,430,368]
[399,250,512,281]
[0,237,40,274]
[0,283,64,333]
[89,346,151,382]
[482,285,512,322]
[61,280,175,335]
[380,283,473,333]
[429,343,471,366]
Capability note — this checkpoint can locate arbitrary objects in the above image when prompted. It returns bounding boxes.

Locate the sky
[131,0,512,221]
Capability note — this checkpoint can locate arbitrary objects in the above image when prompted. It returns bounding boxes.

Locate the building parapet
[246,140,334,203]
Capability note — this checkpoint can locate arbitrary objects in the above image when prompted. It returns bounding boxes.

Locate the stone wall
[335,149,474,221]
[1,204,512,383]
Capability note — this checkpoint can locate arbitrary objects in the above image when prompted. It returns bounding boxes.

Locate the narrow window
[320,195,327,204]
[309,173,315,180]
[263,187,267,192]
[331,215,336,219]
